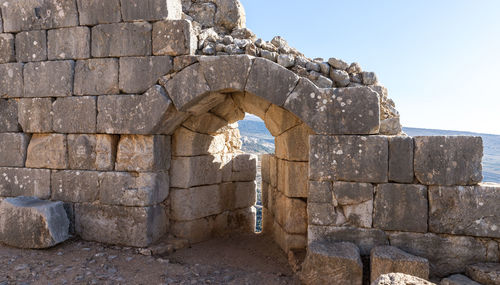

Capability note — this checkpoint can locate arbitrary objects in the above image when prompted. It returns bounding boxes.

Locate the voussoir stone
[370,246,430,282]
[24,60,74,97]
[199,55,252,92]
[164,63,210,111]
[465,263,500,285]
[0,62,23,98]
[25,134,68,169]
[0,197,69,249]
[74,58,119,95]
[371,273,434,285]
[275,123,313,162]
[115,135,170,172]
[0,167,51,198]
[153,20,196,56]
[92,22,152,57]
[0,133,30,167]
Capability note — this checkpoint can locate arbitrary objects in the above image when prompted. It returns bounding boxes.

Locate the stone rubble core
[0,0,499,283]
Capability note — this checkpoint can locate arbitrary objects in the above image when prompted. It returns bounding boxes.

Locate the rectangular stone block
[53,96,96,133]
[0,0,79,32]
[0,99,20,132]
[172,127,225,156]
[333,181,374,205]
[310,135,388,183]
[115,135,170,172]
[276,124,313,162]
[0,133,30,167]
[47,27,90,60]
[373,183,428,232]
[24,60,74,97]
[26,134,68,169]
[273,220,307,253]
[307,202,337,226]
[429,184,500,238]
[274,191,307,234]
[220,181,256,210]
[75,203,167,247]
[67,134,118,170]
[76,0,121,25]
[74,58,119,95]
[17,98,52,133]
[261,154,271,183]
[270,155,278,187]
[120,0,182,21]
[414,136,483,186]
[119,56,173,94]
[0,33,15,63]
[262,181,270,208]
[153,20,196,56]
[0,167,51,198]
[170,185,223,221]
[15,30,47,62]
[0,63,23,98]
[277,159,308,198]
[388,136,414,183]
[340,199,373,228]
[309,180,333,203]
[370,246,430,283]
[99,171,169,206]
[92,22,152,57]
[232,154,257,182]
[170,155,223,188]
[51,170,99,202]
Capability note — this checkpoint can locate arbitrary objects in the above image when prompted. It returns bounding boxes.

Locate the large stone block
[25,134,68,169]
[115,135,170,172]
[414,136,483,186]
[198,55,252,92]
[261,154,271,183]
[120,0,182,21]
[373,183,428,233]
[0,133,30,167]
[285,82,380,135]
[92,22,152,57]
[278,159,308,198]
[264,104,301,136]
[47,27,90,60]
[272,219,307,253]
[246,58,300,106]
[0,33,15,63]
[222,181,256,210]
[214,0,246,31]
[309,180,333,203]
[17,98,52,133]
[429,184,500,238]
[310,135,388,183]
[274,192,307,234]
[232,154,257,181]
[307,202,338,226]
[51,170,99,202]
[333,181,373,205]
[389,232,495,277]
[0,99,19,132]
[76,0,121,25]
[15,30,47,62]
[52,96,96,133]
[388,136,414,183]
[0,0,78,32]
[24,60,74,97]
[75,203,167,247]
[465,263,500,285]
[99,172,169,206]
[153,20,196,56]
[0,63,24,98]
[74,58,119,95]
[370,246,430,283]
[269,155,278,187]
[170,185,223,221]
[276,123,313,162]
[300,241,363,285]
[0,167,51,198]
[172,127,225,156]
[170,155,222,188]
[119,56,172,94]
[67,134,118,170]
[341,199,373,228]
[0,197,69,249]
[441,274,481,285]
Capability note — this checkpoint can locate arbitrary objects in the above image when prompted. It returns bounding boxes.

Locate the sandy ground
[0,233,300,285]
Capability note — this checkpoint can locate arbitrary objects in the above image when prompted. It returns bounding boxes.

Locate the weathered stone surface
[414,136,483,186]
[115,135,170,172]
[328,57,349,70]
[0,133,29,167]
[214,0,246,32]
[310,135,388,182]
[164,63,210,111]
[307,202,337,226]
[26,134,68,169]
[199,55,252,92]
[273,192,307,234]
[76,0,121,25]
[24,60,74,97]
[341,200,373,228]
[333,181,373,205]
[120,0,182,21]
[119,56,173,94]
[276,124,313,162]
[330,69,350,87]
[0,99,19,132]
[182,112,229,135]
[153,20,196,56]
[269,155,278,187]
[97,85,173,134]
[380,117,402,135]
[388,136,414,183]
[0,197,69,249]
[210,96,245,123]
[370,246,430,282]
[232,154,257,181]
[51,170,99,202]
[465,263,500,285]
[170,155,222,188]
[0,0,78,32]
[308,226,389,256]
[15,30,47,62]
[172,127,225,156]
[389,232,494,277]
[74,58,119,95]
[264,104,301,136]
[428,184,500,238]
[17,98,52,133]
[300,241,363,285]
[75,203,167,247]
[371,273,434,285]
[67,134,118,170]
[99,172,169,206]
[261,154,271,183]
[309,180,332,203]
[47,27,90,60]
[374,183,428,232]
[246,58,300,106]
[0,63,24,98]
[232,92,271,120]
[52,96,96,133]
[441,274,481,285]
[188,2,216,27]
[278,159,308,198]
[92,22,152,57]
[285,82,380,135]
[0,167,50,198]
[0,34,15,63]
[170,185,223,221]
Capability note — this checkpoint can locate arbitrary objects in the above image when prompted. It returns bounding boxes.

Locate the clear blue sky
[240,0,500,135]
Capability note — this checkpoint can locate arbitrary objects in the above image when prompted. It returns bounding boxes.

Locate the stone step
[371,273,435,285]
[370,245,430,283]
[440,274,481,285]
[465,263,500,285]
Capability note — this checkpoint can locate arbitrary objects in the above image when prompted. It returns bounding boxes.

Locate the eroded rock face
[465,263,500,285]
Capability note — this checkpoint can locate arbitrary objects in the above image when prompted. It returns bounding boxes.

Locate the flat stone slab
[441,274,481,285]
[465,263,500,285]
[0,197,69,249]
[371,273,435,285]
[371,246,430,282]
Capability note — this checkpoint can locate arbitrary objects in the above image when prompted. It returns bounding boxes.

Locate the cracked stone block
[47,27,90,60]
[76,0,121,25]
[388,136,414,183]
[67,134,118,171]
[25,134,68,169]
[153,20,196,56]
[17,98,52,133]
[170,155,223,188]
[370,245,430,282]
[74,58,119,95]
[0,33,15,63]
[465,263,500,285]
[15,30,47,62]
[52,96,96,133]
[232,154,257,182]
[0,133,30,167]
[172,127,225,156]
[0,63,23,98]
[0,99,19,132]
[119,56,173,94]
[414,136,483,186]
[278,159,308,198]
[0,197,69,249]
[24,60,74,97]
[115,135,170,172]
[120,0,181,21]
[51,170,99,203]
[92,22,152,57]
[276,124,313,162]
[0,167,50,198]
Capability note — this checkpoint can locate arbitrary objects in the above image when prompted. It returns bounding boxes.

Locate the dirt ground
[0,233,301,285]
